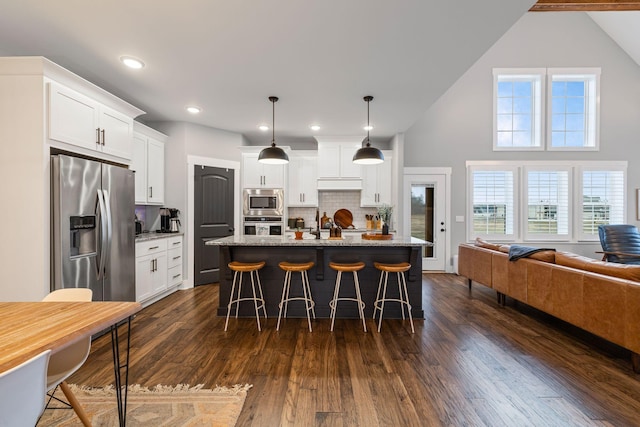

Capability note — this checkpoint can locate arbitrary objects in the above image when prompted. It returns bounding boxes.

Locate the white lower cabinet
[135,235,182,305]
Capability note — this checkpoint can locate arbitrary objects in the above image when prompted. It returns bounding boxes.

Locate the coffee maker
[160,208,180,233]
[169,208,180,232]
[160,208,171,232]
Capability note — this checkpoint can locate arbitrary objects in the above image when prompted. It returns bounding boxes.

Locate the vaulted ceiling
[0,1,637,146]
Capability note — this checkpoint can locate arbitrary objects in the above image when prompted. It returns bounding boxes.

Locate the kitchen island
[206,234,430,320]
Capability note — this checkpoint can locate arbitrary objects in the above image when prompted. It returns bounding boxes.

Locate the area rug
[38,383,252,427]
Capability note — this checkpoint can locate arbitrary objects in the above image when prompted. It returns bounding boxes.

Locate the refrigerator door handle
[97,189,108,280]
[101,189,113,280]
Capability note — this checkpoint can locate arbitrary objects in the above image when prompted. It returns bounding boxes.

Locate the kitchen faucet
[310,208,321,239]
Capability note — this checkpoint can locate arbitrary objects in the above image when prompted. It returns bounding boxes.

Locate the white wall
[404,12,640,261]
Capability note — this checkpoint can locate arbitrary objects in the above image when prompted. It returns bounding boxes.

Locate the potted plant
[294,227,304,240]
[377,204,393,235]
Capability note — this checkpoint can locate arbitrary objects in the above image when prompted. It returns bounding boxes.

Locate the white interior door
[403,171,449,271]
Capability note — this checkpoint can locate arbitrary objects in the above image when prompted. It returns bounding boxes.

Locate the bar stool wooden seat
[225,261,267,332]
[277,261,316,332]
[328,261,367,332]
[373,262,414,333]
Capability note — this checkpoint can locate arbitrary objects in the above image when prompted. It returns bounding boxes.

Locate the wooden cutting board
[333,209,353,228]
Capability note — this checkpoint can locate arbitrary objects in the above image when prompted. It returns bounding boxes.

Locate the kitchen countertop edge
[206,234,430,247]
[135,232,184,243]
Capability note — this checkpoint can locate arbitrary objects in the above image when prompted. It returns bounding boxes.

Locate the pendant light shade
[353,96,384,165]
[258,96,289,164]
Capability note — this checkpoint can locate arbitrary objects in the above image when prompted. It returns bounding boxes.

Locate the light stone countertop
[135,231,184,243]
[206,233,430,247]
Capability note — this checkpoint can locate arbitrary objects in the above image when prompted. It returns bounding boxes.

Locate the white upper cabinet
[288,151,318,207]
[241,151,286,188]
[315,138,363,190]
[132,122,166,205]
[360,151,392,207]
[48,82,136,160]
[317,140,362,179]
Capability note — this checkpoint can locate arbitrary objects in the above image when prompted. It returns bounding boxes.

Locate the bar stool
[373,262,414,333]
[225,261,267,332]
[328,261,367,332]
[277,261,316,332]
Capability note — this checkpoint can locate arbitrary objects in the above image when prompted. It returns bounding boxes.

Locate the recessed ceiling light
[186,106,201,114]
[120,56,145,69]
[310,125,321,131]
[259,125,269,131]
[363,125,374,131]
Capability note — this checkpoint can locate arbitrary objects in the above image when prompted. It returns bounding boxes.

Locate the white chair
[0,350,51,427]
[42,288,93,427]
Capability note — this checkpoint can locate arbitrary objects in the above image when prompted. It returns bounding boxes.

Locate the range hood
[317,178,362,190]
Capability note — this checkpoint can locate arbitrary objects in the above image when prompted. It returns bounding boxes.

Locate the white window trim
[493,68,546,152]
[466,160,627,243]
[547,67,601,152]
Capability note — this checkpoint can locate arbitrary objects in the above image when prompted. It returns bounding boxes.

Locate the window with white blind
[469,167,517,241]
[524,168,570,241]
[578,168,625,240]
[468,161,626,242]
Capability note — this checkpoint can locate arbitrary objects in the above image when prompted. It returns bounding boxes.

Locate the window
[493,69,544,150]
[469,166,517,241]
[524,168,570,241]
[548,69,599,150]
[493,68,600,151]
[468,161,626,242]
[578,168,625,240]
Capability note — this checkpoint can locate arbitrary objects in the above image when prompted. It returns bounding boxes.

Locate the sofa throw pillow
[556,252,640,281]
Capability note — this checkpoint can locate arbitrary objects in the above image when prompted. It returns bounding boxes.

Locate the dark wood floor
[68,274,640,426]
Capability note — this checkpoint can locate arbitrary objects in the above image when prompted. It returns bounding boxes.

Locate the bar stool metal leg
[373,262,414,333]
[277,262,316,332]
[329,261,366,332]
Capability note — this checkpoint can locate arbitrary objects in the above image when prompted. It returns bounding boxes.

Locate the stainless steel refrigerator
[51,154,136,301]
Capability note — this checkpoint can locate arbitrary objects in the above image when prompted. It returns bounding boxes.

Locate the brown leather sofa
[458,240,640,371]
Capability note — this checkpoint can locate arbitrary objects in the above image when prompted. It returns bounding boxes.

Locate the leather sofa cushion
[556,251,640,281]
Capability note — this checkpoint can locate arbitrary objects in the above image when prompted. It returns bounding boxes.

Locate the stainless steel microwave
[243,188,284,216]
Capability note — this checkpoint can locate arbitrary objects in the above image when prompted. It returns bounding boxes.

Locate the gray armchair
[597,224,640,264]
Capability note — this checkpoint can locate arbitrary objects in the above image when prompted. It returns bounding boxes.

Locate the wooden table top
[0,301,141,373]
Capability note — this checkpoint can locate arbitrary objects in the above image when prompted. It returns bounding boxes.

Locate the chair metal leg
[304,271,316,319]
[277,271,291,331]
[353,271,367,332]
[224,271,239,331]
[250,271,262,332]
[329,271,342,331]
[301,271,313,332]
[399,271,415,334]
[377,271,389,333]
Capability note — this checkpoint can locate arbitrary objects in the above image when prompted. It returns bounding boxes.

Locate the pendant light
[258,96,289,164]
[353,95,384,165]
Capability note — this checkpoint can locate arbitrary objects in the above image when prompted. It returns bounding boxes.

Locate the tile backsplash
[287,191,379,230]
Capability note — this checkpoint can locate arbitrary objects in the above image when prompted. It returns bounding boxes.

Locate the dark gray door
[194,165,235,285]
